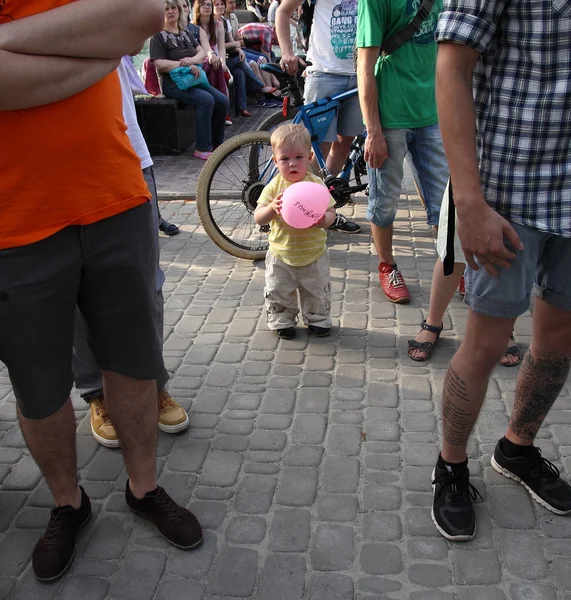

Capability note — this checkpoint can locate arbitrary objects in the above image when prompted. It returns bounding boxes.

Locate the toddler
[254,123,336,339]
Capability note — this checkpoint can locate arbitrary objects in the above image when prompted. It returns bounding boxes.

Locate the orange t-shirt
[0,0,150,250]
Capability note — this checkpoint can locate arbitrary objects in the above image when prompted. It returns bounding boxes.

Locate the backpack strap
[442,179,456,276]
[381,0,435,56]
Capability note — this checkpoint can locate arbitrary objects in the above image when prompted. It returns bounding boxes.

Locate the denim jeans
[367,123,449,227]
[162,78,229,152]
[226,54,264,111]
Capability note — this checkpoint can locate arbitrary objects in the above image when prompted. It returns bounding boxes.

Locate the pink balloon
[280,181,331,229]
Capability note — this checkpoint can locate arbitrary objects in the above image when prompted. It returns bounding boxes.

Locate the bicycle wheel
[196,131,273,261]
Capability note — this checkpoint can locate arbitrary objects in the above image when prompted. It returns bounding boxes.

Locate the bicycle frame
[257,86,367,184]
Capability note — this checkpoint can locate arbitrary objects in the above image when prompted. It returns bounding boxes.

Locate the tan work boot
[89,397,119,448]
[158,390,189,433]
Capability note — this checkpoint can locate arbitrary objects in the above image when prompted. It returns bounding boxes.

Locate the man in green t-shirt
[356,0,448,304]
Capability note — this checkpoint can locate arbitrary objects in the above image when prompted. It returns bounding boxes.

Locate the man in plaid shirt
[238,22,275,60]
[432,0,571,541]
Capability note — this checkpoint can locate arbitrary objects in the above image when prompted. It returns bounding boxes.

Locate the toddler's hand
[269,192,283,215]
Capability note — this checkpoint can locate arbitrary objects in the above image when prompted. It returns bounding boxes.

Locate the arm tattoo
[510,349,571,440]
[442,366,474,446]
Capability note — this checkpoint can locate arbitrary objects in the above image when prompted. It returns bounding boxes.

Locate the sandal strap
[420,320,443,336]
[505,344,521,358]
[408,340,435,351]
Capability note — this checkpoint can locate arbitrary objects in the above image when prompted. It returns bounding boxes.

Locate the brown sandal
[408,321,443,362]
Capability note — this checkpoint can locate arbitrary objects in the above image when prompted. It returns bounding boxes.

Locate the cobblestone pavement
[1,112,571,599]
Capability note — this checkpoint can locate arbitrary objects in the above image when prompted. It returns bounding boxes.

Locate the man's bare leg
[102,371,157,498]
[441,310,515,463]
[507,297,571,445]
[18,398,80,508]
[371,222,395,265]
[326,136,354,176]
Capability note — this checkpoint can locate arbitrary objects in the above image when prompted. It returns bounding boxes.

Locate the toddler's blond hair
[270,123,311,152]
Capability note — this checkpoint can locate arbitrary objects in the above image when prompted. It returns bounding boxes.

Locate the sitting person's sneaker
[329,213,361,233]
[378,262,411,304]
[431,456,482,541]
[276,327,296,340]
[158,389,189,433]
[125,482,203,549]
[32,487,91,582]
[194,150,213,160]
[308,325,331,337]
[225,114,233,126]
[90,397,119,448]
[492,437,571,514]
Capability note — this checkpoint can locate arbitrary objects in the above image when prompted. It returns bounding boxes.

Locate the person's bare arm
[276,0,304,74]
[0,0,163,59]
[357,46,387,169]
[216,21,226,68]
[0,50,119,110]
[153,59,184,73]
[437,42,523,274]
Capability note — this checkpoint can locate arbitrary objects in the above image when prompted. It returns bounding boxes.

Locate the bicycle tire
[196,130,273,261]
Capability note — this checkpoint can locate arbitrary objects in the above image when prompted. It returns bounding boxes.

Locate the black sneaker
[308,325,331,337]
[329,214,361,233]
[431,459,482,541]
[126,482,203,549]
[276,327,296,340]
[32,486,91,582]
[491,439,571,514]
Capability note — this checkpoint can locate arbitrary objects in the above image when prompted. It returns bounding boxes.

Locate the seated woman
[192,0,229,98]
[151,0,229,160]
[214,0,270,116]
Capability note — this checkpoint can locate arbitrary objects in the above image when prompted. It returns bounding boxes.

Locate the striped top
[258,173,335,267]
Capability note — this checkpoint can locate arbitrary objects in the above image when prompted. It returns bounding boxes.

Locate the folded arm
[0,0,164,59]
[0,50,119,110]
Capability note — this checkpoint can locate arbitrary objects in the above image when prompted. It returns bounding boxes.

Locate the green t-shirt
[356,0,442,129]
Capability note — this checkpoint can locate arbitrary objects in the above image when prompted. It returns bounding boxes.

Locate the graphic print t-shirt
[308,0,358,75]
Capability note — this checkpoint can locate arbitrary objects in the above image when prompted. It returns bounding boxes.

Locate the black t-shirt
[150,29,200,81]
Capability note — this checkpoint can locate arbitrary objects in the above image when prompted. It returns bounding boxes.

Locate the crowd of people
[1,0,571,584]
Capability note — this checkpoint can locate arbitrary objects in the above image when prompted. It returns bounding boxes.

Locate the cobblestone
[268,508,311,551]
[209,547,258,597]
[108,550,166,600]
[258,554,305,600]
[310,524,354,571]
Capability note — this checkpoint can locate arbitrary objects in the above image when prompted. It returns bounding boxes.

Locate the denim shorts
[366,124,449,227]
[303,71,363,143]
[466,221,571,318]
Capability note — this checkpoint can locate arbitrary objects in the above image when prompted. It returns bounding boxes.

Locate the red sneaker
[378,262,411,304]
[458,274,466,298]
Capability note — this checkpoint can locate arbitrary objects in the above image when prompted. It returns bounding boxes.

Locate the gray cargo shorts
[0,202,164,420]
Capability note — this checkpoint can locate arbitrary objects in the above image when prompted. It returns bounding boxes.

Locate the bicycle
[196,62,368,260]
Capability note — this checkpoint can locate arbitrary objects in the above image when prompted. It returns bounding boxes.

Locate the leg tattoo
[442,366,474,447]
[510,348,571,440]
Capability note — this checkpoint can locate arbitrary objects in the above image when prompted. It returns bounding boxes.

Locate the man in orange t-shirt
[0,0,203,582]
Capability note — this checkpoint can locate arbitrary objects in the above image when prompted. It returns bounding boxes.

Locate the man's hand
[456,200,524,276]
[279,51,305,76]
[238,48,246,62]
[364,130,387,170]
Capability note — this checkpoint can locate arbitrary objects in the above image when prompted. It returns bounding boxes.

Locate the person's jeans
[162,78,229,152]
[72,167,169,401]
[226,54,264,110]
[367,124,449,228]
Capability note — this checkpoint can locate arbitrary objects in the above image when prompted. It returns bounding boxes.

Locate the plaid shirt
[437,1,571,237]
[238,22,274,56]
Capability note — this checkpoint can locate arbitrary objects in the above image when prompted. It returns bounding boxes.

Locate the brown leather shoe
[126,482,203,549]
[32,487,91,582]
